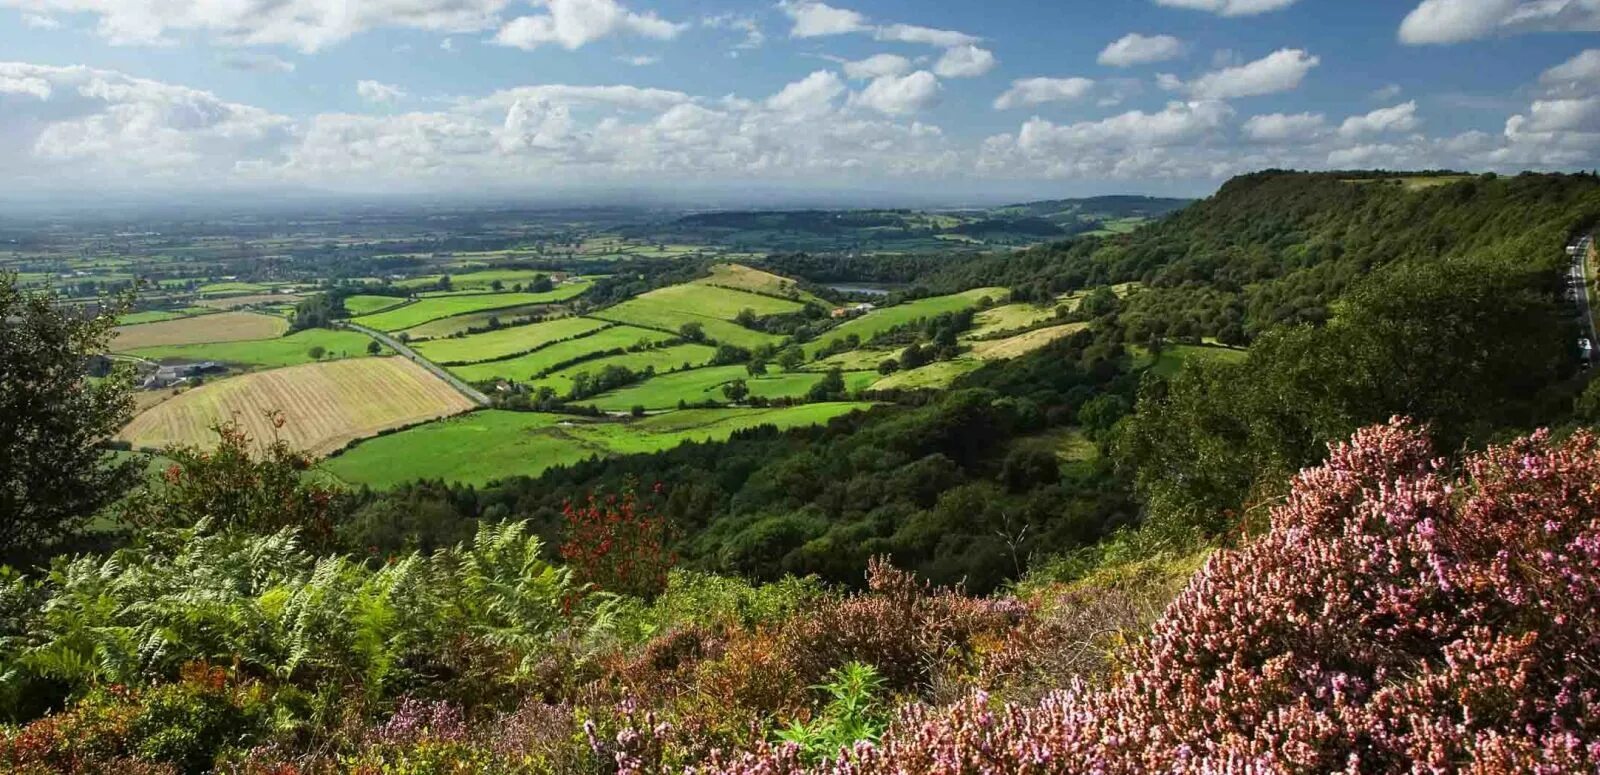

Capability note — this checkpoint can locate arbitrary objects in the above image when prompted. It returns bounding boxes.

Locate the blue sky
[1,0,1598,203]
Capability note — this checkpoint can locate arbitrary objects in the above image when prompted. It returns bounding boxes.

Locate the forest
[3,170,1600,773]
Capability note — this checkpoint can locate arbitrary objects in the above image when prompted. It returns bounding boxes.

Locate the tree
[735,307,759,328]
[490,280,504,291]
[366,340,382,355]
[878,358,900,375]
[437,274,453,292]
[0,275,140,558]
[531,274,554,293]
[777,347,805,371]
[747,359,768,376]
[119,414,347,549]
[722,379,750,404]
[679,322,705,342]
[713,344,750,365]
[308,345,327,360]
[807,368,846,402]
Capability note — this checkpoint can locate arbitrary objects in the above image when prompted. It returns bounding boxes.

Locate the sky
[1,0,1599,205]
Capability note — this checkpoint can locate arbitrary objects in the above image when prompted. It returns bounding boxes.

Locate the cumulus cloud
[702,13,765,51]
[1098,33,1185,67]
[0,0,511,51]
[1370,83,1403,100]
[1339,101,1421,138]
[1242,111,1326,142]
[993,77,1095,110]
[356,80,407,104]
[843,54,913,80]
[0,61,291,184]
[875,23,978,47]
[1153,0,1300,16]
[851,70,942,116]
[765,70,846,115]
[1185,48,1320,99]
[777,0,869,37]
[20,12,60,28]
[1399,0,1600,45]
[1542,49,1600,89]
[934,45,996,78]
[494,0,686,50]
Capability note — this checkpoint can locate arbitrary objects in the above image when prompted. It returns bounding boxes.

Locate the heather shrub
[691,419,1600,773]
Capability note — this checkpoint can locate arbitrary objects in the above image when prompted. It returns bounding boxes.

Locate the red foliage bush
[688,420,1600,773]
[562,484,677,599]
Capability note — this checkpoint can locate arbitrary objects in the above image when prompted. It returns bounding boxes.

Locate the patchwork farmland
[118,357,476,456]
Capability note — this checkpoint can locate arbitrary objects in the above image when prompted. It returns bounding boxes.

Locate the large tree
[0,274,139,557]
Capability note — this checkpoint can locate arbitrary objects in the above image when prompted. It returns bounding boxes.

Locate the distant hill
[992,195,1194,222]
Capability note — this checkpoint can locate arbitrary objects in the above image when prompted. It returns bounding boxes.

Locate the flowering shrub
[562,484,677,600]
[689,420,1600,773]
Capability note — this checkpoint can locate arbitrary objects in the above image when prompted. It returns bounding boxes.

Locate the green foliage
[0,521,594,715]
[773,662,888,763]
[0,274,140,561]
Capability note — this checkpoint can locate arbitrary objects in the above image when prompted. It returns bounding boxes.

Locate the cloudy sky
[1,0,1599,203]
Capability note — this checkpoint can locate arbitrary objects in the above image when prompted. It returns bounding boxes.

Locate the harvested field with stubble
[117,357,476,456]
[111,311,289,351]
[970,322,1089,360]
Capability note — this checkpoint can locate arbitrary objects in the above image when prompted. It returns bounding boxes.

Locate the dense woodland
[3,170,1600,773]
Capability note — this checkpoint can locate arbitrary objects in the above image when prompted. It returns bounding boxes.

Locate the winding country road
[339,321,491,407]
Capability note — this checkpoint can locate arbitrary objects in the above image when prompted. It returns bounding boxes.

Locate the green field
[870,358,986,390]
[343,295,408,315]
[806,348,902,372]
[125,328,385,369]
[805,288,1009,356]
[528,343,719,397]
[581,365,880,411]
[966,303,1065,339]
[399,305,553,340]
[448,325,679,383]
[198,281,272,296]
[396,269,577,291]
[323,403,872,488]
[692,264,829,306]
[413,317,611,365]
[117,307,215,326]
[1142,344,1248,378]
[351,292,575,332]
[592,284,798,349]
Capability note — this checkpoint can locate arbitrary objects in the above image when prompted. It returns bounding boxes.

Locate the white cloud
[617,54,659,66]
[702,13,765,51]
[0,0,511,51]
[0,62,291,183]
[356,80,407,103]
[471,83,690,112]
[765,69,846,115]
[777,0,869,37]
[1242,111,1326,142]
[1185,48,1320,99]
[1098,33,1185,67]
[1370,83,1403,100]
[20,12,59,28]
[1515,97,1600,132]
[220,53,296,74]
[1014,101,1233,150]
[495,0,686,50]
[1399,0,1600,45]
[440,37,457,52]
[851,70,942,116]
[993,77,1095,110]
[1153,0,1300,16]
[875,23,978,47]
[934,45,996,78]
[1543,49,1600,87]
[843,54,913,80]
[1339,101,1421,138]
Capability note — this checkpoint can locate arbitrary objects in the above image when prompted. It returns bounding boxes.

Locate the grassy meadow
[125,329,385,369]
[323,403,872,487]
[112,312,289,351]
[446,325,679,383]
[413,317,611,365]
[804,287,1009,356]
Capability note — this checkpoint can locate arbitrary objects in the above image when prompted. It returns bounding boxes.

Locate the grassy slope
[447,325,678,382]
[580,365,879,411]
[352,290,585,332]
[693,264,829,306]
[528,343,719,397]
[323,403,872,488]
[804,287,1010,356]
[344,295,408,315]
[413,317,611,365]
[125,329,385,369]
[591,284,797,349]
